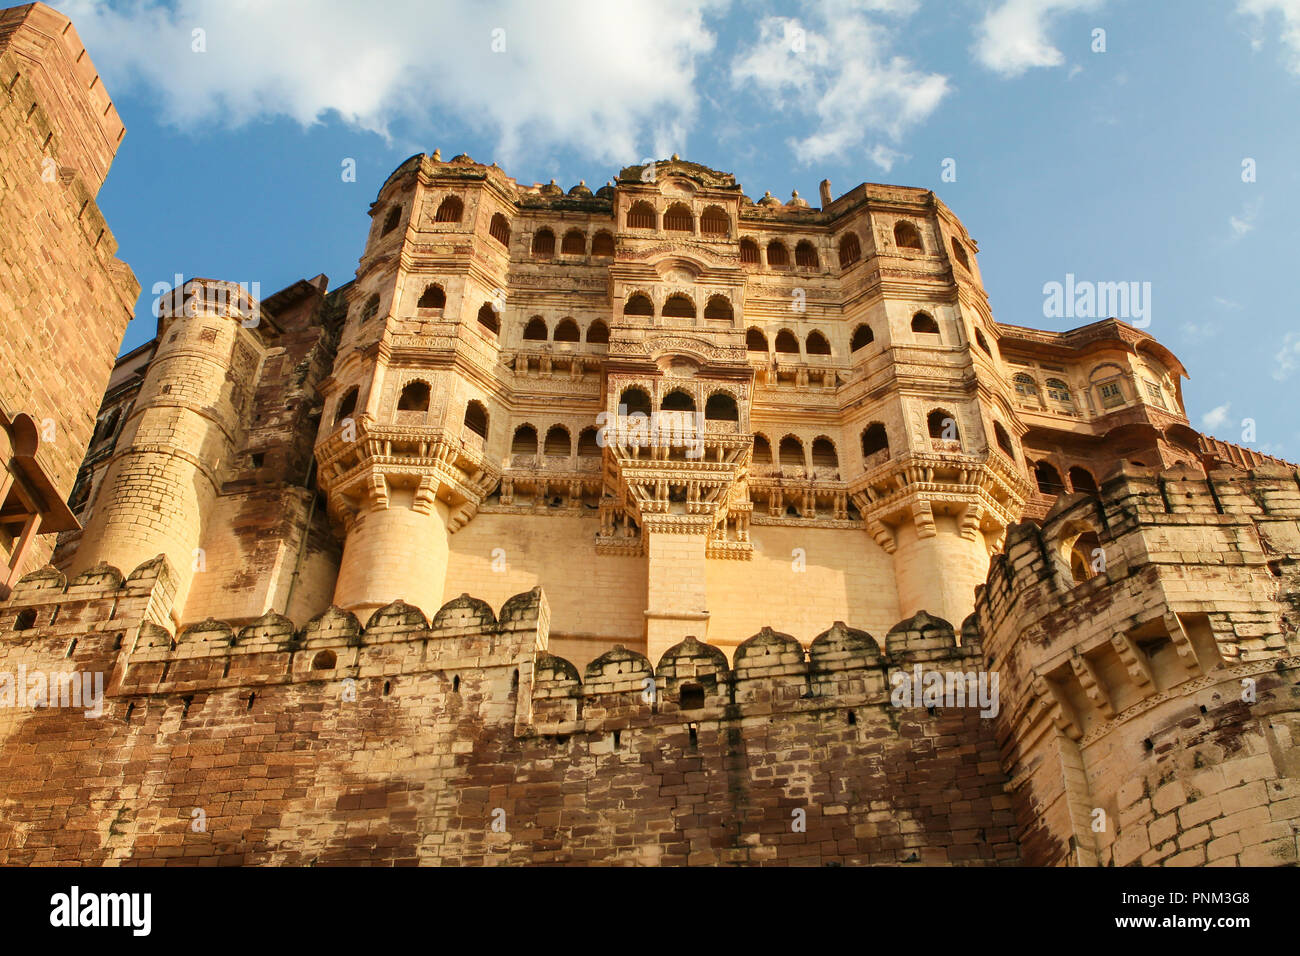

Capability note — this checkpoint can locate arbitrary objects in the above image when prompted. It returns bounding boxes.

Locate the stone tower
[68,280,268,619]
[315,154,504,620]
[0,2,138,591]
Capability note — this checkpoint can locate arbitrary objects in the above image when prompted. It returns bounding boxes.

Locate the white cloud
[972,0,1104,77]
[1200,402,1232,431]
[56,0,722,165]
[728,1,948,169]
[1275,331,1300,381]
[1238,0,1300,73]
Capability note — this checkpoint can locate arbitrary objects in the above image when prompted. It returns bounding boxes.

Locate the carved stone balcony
[600,411,754,550]
[315,415,499,532]
[846,449,1033,553]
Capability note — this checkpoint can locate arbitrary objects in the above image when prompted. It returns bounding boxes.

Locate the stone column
[332,475,450,622]
[643,521,711,665]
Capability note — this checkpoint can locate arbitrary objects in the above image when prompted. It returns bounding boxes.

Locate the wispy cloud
[57,0,723,165]
[972,0,1104,77]
[1238,0,1300,73]
[1228,196,1263,240]
[1275,331,1300,381]
[729,0,948,170]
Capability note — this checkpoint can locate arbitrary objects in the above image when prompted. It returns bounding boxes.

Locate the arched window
[334,387,358,425]
[779,436,805,469]
[861,423,889,458]
[774,330,799,354]
[739,238,760,264]
[544,425,570,456]
[1069,466,1098,495]
[398,381,431,412]
[435,196,463,222]
[511,425,538,455]
[417,284,445,309]
[703,295,733,321]
[1070,530,1103,584]
[624,293,653,317]
[839,232,861,268]
[894,220,923,250]
[591,231,615,257]
[766,240,789,267]
[851,325,874,351]
[746,328,768,352]
[532,228,555,257]
[523,316,548,341]
[795,240,819,268]
[950,238,970,270]
[554,318,580,342]
[561,229,586,255]
[627,201,656,229]
[662,294,696,319]
[993,421,1014,455]
[705,392,738,421]
[477,302,500,334]
[1090,364,1127,409]
[975,328,993,356]
[1034,461,1066,495]
[806,331,830,355]
[911,312,939,334]
[360,294,380,323]
[1013,372,1038,398]
[489,213,510,246]
[700,206,729,236]
[381,206,401,236]
[578,427,601,456]
[928,409,958,442]
[663,203,693,232]
[586,320,609,344]
[1045,378,1072,404]
[464,401,488,439]
[753,434,773,464]
[619,387,652,416]
[311,650,337,670]
[662,390,695,411]
[811,437,838,469]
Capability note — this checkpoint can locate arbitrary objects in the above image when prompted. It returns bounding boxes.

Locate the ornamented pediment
[645,334,717,364]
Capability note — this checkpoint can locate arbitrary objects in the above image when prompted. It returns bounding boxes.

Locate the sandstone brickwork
[0,558,1019,865]
[1,0,1295,867]
[978,464,1300,866]
[0,3,138,581]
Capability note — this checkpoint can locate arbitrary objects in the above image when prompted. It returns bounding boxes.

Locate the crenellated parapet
[976,460,1300,867]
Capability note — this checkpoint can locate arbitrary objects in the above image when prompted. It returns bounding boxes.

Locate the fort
[0,1,1295,866]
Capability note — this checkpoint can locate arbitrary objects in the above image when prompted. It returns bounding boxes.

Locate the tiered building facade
[0,1,1295,866]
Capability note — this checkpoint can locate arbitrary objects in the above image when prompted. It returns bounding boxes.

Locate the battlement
[975,460,1300,867]
[4,553,991,731]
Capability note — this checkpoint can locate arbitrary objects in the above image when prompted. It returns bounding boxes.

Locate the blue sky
[58,0,1300,456]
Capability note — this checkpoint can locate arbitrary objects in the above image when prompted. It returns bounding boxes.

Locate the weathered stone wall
[977,463,1300,866]
[0,558,1017,866]
[2,463,1298,866]
[0,3,138,573]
